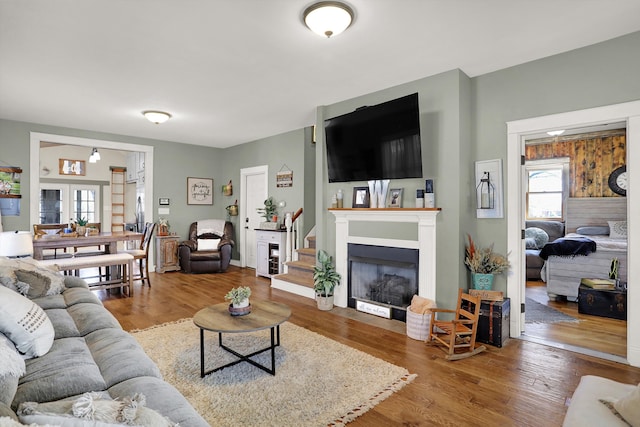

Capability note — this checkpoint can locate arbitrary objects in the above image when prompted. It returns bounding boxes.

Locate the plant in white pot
[225,286,252,316]
[313,250,341,311]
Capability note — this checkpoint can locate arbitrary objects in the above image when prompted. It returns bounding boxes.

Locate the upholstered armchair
[178,220,234,273]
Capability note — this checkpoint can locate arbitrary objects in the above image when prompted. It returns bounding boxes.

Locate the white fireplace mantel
[329,208,441,308]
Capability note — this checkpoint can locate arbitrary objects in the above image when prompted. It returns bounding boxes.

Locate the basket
[406,306,432,341]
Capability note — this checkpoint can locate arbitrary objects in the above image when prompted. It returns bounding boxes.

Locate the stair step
[296,248,316,263]
[272,273,314,289]
[306,235,316,249]
[285,260,314,279]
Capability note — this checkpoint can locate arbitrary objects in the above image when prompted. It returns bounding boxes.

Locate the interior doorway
[239,165,268,269]
[506,100,640,367]
[521,128,627,361]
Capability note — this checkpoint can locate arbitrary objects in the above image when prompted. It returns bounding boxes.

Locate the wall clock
[608,165,627,196]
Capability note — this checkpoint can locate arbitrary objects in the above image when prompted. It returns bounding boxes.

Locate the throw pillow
[0,286,54,359]
[614,384,640,426]
[0,333,25,406]
[576,226,610,236]
[0,258,64,299]
[197,238,220,251]
[608,220,628,239]
[17,392,177,427]
[524,227,549,249]
[525,237,538,249]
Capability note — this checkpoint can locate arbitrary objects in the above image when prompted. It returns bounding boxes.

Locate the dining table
[32,231,143,260]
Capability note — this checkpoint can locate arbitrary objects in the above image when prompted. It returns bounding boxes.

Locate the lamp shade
[304,2,354,38]
[0,231,33,257]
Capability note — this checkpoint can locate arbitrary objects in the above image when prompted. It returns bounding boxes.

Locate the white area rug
[132,318,415,426]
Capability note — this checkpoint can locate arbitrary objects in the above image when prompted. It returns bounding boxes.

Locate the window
[39,183,100,224]
[525,158,569,220]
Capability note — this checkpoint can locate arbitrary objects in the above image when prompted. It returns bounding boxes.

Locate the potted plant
[225,286,252,316]
[464,234,510,290]
[74,217,88,236]
[313,249,341,311]
[256,197,277,222]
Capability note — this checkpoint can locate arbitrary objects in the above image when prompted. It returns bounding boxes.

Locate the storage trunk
[578,285,627,320]
[476,298,510,348]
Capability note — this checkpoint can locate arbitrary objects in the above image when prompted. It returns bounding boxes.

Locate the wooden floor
[525,281,627,358]
[97,267,640,427]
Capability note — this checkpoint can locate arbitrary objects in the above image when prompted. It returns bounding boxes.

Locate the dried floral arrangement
[464,234,510,274]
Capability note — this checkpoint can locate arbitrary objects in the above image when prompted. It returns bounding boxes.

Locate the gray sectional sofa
[0,258,208,426]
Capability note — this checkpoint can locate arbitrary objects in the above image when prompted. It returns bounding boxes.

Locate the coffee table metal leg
[200,328,205,378]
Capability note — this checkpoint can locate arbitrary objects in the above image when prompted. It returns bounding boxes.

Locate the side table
[155,235,180,273]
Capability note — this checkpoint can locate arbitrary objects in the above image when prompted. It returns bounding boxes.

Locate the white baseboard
[271,277,315,299]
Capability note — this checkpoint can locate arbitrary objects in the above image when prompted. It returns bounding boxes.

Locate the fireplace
[348,243,419,322]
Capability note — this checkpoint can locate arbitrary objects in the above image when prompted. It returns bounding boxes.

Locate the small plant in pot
[313,250,341,311]
[464,234,510,290]
[225,286,252,316]
[74,217,89,236]
[256,197,277,222]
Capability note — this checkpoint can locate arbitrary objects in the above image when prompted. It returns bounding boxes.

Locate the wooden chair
[123,222,156,287]
[426,288,486,360]
[33,223,72,259]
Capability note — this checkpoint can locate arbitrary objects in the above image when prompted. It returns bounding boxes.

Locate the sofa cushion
[525,220,565,242]
[197,238,220,250]
[45,309,81,339]
[0,286,54,359]
[15,337,107,408]
[85,329,161,388]
[67,304,121,337]
[190,251,221,261]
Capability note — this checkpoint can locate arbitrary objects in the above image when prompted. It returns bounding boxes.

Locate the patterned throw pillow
[608,220,628,239]
[0,286,54,359]
[525,227,549,249]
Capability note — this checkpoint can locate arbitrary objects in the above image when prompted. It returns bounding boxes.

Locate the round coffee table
[193,300,291,377]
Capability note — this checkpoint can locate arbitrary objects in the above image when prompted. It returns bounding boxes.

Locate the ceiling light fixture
[143,110,172,124]
[303,1,354,38]
[546,130,565,137]
[89,147,101,163]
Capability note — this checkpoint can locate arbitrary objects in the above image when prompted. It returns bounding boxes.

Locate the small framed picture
[352,186,370,208]
[187,177,213,205]
[387,188,403,207]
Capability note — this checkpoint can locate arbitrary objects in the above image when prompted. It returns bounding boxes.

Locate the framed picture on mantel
[352,186,370,208]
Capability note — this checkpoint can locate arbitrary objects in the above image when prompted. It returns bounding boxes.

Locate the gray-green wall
[2,30,640,309]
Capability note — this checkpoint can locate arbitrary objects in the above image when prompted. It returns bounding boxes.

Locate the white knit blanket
[197,219,225,237]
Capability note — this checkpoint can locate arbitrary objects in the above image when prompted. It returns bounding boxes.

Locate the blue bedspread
[539,237,597,260]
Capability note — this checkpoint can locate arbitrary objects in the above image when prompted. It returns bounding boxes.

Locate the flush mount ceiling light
[142,110,172,124]
[546,130,565,136]
[89,147,101,163]
[303,1,354,38]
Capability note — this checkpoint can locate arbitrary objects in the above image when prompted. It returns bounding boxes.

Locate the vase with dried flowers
[464,234,510,290]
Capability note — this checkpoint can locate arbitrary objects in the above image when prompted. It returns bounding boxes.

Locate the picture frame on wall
[187,177,213,205]
[387,188,403,207]
[352,186,370,208]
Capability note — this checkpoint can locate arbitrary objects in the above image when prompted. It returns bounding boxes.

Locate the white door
[240,166,268,269]
[39,183,100,225]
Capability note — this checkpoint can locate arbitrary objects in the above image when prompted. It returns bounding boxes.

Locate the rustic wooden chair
[426,288,486,360]
[33,223,72,259]
[123,222,156,287]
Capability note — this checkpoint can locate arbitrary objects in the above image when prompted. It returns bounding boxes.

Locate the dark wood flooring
[96,266,640,426]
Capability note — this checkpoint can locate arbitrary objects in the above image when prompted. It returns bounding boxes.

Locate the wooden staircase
[271,235,316,299]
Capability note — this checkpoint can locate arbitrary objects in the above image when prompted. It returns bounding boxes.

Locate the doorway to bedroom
[521,126,628,360]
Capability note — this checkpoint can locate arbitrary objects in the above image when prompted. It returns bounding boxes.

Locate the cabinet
[126,152,145,183]
[255,229,287,278]
[155,235,180,273]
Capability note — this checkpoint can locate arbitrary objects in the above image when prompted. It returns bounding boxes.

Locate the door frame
[39,183,101,224]
[507,100,640,366]
[239,165,268,268]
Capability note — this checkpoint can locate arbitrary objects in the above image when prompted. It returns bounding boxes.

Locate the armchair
[178,220,234,273]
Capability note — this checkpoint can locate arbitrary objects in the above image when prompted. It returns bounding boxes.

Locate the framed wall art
[187,177,213,205]
[352,186,370,208]
[387,188,403,207]
[59,159,85,176]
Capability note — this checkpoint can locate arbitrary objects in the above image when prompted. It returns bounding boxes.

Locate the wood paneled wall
[525,130,626,197]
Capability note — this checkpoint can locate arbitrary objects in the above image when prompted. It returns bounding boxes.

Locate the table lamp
[0,231,33,258]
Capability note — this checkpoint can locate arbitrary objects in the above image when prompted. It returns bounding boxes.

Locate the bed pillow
[525,237,538,249]
[608,220,627,239]
[0,286,55,359]
[197,238,220,251]
[524,227,549,249]
[576,226,610,236]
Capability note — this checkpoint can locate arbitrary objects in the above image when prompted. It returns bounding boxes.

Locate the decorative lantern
[476,172,495,209]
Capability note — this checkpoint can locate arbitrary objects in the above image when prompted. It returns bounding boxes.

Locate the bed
[542,197,627,301]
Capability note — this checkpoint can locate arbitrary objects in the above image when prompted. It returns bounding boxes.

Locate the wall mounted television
[324,93,423,183]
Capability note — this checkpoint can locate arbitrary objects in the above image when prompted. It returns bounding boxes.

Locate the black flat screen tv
[324,93,423,183]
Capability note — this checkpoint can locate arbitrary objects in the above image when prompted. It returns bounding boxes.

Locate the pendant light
[89,147,101,163]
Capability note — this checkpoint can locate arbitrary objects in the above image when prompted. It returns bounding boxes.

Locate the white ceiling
[2,1,640,149]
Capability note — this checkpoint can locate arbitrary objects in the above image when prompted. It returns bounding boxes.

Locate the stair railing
[284,208,303,263]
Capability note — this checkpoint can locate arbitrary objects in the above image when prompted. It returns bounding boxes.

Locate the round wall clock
[608,165,627,196]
